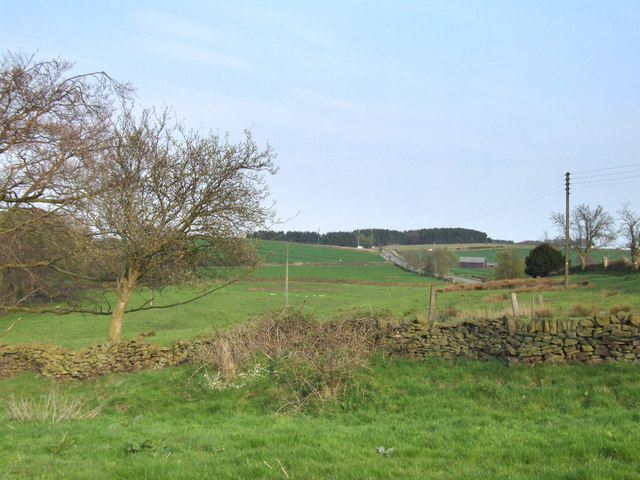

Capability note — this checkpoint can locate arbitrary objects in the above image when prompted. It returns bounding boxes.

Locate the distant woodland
[251,228,501,247]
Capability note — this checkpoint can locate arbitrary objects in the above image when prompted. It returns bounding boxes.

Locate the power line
[573,162,640,176]
[572,173,640,186]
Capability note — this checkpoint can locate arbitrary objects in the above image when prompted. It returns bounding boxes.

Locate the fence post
[428,285,436,321]
[510,292,520,317]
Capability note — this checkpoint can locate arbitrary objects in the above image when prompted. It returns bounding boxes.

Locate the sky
[2,1,639,242]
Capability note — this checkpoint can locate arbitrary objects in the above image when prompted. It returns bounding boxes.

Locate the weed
[568,303,598,317]
[47,432,76,454]
[191,311,379,414]
[610,303,632,315]
[126,438,172,456]
[5,385,104,423]
[534,306,555,319]
[602,289,621,297]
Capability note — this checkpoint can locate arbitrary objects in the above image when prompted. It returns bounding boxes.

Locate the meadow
[2,241,640,479]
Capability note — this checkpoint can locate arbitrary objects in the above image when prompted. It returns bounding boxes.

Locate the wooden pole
[510,292,520,317]
[428,285,436,321]
[565,172,570,290]
[531,296,535,318]
[285,244,289,308]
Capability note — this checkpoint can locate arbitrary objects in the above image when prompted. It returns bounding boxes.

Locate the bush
[568,303,598,317]
[524,243,565,278]
[494,249,525,280]
[191,311,380,414]
[534,305,555,319]
[610,304,632,315]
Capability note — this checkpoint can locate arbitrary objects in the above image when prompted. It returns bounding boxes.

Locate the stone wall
[2,312,638,380]
[0,339,193,380]
[382,312,640,364]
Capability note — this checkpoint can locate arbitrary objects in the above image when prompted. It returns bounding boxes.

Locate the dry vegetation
[5,385,104,423]
[442,277,588,293]
[189,311,382,414]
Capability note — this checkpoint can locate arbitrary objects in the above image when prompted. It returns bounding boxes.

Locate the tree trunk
[108,273,138,343]
[576,250,587,271]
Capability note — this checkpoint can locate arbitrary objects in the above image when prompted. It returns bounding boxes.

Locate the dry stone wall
[0,339,193,380]
[381,312,640,364]
[2,312,639,381]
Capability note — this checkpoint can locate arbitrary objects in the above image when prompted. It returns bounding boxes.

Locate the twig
[0,315,22,338]
[263,460,273,470]
[276,458,289,479]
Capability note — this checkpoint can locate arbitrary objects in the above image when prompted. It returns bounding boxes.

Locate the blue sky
[2,1,639,242]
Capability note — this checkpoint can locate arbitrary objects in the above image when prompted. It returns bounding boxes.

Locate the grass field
[2,241,640,478]
[2,357,640,479]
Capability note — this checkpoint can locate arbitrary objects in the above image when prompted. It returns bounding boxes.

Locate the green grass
[2,241,640,478]
[2,358,640,479]
[259,240,384,264]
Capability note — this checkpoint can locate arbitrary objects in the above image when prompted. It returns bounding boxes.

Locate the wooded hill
[251,227,498,247]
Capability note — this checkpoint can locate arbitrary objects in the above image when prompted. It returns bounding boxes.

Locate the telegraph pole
[564,172,570,290]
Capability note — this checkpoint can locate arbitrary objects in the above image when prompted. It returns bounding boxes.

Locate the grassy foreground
[2,357,640,479]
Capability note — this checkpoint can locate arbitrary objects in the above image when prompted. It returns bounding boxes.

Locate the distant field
[2,241,638,349]
[259,240,383,264]
[253,263,434,284]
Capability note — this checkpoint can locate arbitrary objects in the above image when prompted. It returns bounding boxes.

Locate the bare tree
[618,202,639,268]
[551,204,616,270]
[84,107,277,343]
[494,249,525,279]
[405,247,457,278]
[0,51,130,313]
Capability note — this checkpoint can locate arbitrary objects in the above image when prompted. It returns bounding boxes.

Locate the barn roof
[459,257,487,263]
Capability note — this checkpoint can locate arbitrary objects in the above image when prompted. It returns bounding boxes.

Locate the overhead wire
[427,174,565,226]
[426,161,639,229]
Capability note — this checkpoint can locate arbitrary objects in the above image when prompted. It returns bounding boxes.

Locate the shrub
[610,304,632,315]
[494,249,526,280]
[568,303,598,317]
[5,386,103,423]
[191,311,380,414]
[534,306,555,319]
[524,243,565,278]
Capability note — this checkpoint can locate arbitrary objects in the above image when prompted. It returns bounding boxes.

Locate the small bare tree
[405,247,457,278]
[618,202,639,268]
[494,249,525,279]
[551,204,616,270]
[84,107,277,343]
[0,51,130,313]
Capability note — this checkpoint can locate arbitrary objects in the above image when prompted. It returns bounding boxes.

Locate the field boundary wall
[1,313,639,380]
[381,312,640,364]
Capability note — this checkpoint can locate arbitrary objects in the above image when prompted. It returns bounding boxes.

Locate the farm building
[459,257,487,269]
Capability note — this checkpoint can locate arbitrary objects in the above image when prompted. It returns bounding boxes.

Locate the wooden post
[538,294,544,306]
[510,292,520,317]
[285,244,289,308]
[531,296,535,318]
[428,285,436,321]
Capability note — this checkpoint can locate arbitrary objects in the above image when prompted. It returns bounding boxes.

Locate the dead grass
[568,303,598,317]
[533,305,556,319]
[610,303,632,315]
[190,310,380,414]
[483,293,509,303]
[5,385,104,423]
[443,278,563,293]
[442,277,588,293]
